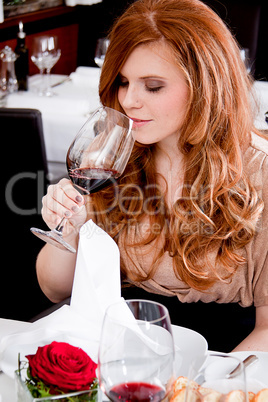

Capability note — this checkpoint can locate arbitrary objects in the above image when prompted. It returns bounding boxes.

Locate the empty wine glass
[184,352,248,401]
[98,299,175,402]
[94,37,110,68]
[31,35,61,96]
[240,48,252,74]
[30,106,134,253]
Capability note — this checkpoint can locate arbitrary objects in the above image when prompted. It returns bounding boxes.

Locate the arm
[36,179,88,303]
[232,305,268,352]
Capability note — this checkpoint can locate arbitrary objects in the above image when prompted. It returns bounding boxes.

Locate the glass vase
[15,369,98,402]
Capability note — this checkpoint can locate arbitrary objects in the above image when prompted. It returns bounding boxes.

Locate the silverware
[227,354,258,379]
[51,76,71,88]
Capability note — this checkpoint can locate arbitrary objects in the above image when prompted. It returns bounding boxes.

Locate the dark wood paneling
[0,6,79,75]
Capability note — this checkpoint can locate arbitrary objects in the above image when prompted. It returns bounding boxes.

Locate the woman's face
[118,41,190,147]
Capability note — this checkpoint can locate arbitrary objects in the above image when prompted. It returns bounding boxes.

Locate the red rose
[26,341,97,392]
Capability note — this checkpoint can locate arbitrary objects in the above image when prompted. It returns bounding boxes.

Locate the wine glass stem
[39,68,45,94]
[54,216,66,234]
[44,69,51,94]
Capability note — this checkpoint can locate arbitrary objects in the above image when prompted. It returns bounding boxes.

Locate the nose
[120,85,142,109]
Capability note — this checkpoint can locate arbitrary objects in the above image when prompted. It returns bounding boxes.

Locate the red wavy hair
[89,0,264,290]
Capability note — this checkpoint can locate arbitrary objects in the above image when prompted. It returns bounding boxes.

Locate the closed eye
[117,75,129,88]
[146,85,163,93]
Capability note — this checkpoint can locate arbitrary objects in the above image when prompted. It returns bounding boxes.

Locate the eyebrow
[119,73,167,81]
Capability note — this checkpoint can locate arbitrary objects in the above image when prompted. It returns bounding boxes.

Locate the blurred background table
[5,67,101,182]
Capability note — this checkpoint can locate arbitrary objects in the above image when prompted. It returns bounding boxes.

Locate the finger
[55,179,85,206]
[41,204,63,228]
[47,181,84,214]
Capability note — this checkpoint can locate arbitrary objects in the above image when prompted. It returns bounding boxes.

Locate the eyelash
[147,86,162,93]
[118,81,163,93]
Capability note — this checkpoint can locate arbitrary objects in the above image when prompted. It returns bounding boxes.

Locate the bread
[170,376,267,402]
[248,392,255,401]
[254,389,268,401]
[170,388,201,402]
[198,387,222,401]
[223,390,246,401]
[172,376,198,393]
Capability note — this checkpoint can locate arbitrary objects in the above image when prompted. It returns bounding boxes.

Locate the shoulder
[244,132,268,181]
[250,132,268,155]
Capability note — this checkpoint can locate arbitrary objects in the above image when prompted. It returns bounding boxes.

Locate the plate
[230,351,268,391]
[171,324,208,376]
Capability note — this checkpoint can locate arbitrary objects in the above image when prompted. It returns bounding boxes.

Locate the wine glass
[240,48,252,74]
[30,106,134,253]
[98,299,175,402]
[184,352,248,401]
[31,35,61,96]
[94,38,110,68]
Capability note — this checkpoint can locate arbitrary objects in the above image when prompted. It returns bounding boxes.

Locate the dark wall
[203,0,267,80]
[77,0,267,81]
[76,0,133,68]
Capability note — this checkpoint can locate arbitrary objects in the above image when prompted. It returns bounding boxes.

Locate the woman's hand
[41,178,87,236]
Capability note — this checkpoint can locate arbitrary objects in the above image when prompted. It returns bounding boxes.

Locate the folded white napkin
[70,67,101,87]
[65,0,102,5]
[0,220,122,378]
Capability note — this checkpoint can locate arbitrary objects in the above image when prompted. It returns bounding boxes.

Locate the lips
[129,117,152,128]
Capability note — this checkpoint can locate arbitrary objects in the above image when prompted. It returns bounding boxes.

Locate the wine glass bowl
[31,35,61,96]
[30,106,134,252]
[98,299,175,402]
[67,107,134,194]
[94,38,110,68]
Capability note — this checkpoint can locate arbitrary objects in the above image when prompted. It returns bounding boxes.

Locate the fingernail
[72,206,79,213]
[76,195,83,203]
[64,210,72,217]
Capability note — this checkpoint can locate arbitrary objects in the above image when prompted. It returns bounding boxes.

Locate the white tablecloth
[5,68,101,182]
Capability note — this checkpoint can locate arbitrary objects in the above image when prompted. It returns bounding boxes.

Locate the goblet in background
[31,35,61,96]
[240,48,252,74]
[94,37,110,68]
[184,352,247,401]
[98,299,175,402]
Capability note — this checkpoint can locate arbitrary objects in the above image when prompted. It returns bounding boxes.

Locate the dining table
[2,67,268,183]
[0,319,268,402]
[3,67,101,183]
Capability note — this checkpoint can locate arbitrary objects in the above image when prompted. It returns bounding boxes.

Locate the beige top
[119,133,268,308]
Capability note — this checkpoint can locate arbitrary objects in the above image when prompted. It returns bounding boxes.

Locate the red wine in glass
[108,382,166,402]
[68,166,119,194]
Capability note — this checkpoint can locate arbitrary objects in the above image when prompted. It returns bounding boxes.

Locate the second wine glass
[98,299,175,402]
[94,38,110,68]
[31,35,61,96]
[30,106,134,253]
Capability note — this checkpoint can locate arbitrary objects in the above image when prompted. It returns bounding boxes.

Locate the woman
[36,0,268,351]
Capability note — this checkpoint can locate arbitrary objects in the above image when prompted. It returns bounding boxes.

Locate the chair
[1,108,54,321]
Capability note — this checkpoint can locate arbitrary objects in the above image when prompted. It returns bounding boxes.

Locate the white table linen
[0,220,122,401]
[0,220,121,377]
[5,67,101,181]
